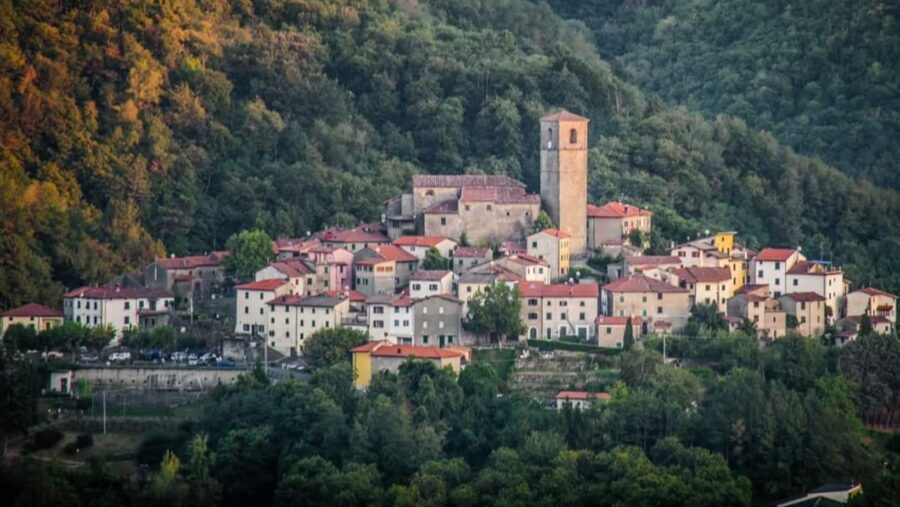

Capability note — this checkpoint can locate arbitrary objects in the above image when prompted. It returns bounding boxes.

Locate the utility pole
[102,390,107,435]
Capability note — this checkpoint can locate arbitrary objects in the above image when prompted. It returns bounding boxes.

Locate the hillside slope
[1,0,898,308]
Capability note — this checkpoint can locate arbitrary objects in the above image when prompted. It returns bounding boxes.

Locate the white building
[409,270,455,298]
[750,248,805,298]
[63,287,174,342]
[393,236,457,264]
[266,294,351,356]
[234,279,292,336]
[786,261,845,323]
[255,259,316,295]
[365,294,415,344]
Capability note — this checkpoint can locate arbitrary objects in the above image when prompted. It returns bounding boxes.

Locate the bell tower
[540,110,588,255]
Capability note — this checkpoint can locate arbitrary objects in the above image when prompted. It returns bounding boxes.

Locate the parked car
[171,351,188,362]
[187,353,199,366]
[41,350,66,361]
[79,352,99,363]
[108,351,131,362]
[217,357,236,368]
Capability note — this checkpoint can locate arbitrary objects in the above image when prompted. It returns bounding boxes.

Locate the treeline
[550,0,900,189]
[2,0,899,310]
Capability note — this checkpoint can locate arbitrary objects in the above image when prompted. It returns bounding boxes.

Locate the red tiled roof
[157,254,225,269]
[318,224,389,244]
[594,316,642,325]
[350,341,387,353]
[672,267,731,284]
[393,236,452,248]
[390,296,415,307]
[499,241,525,254]
[517,282,599,298]
[235,279,289,291]
[541,110,589,122]
[371,344,465,359]
[412,174,525,189]
[410,270,452,281]
[416,293,461,304]
[267,294,346,307]
[625,255,681,267]
[273,238,319,252]
[373,245,418,263]
[754,248,798,262]
[554,390,610,401]
[533,228,571,239]
[1,303,63,318]
[268,260,315,277]
[782,292,826,302]
[326,290,367,302]
[787,261,838,275]
[453,247,490,258]
[602,275,688,294]
[64,287,173,299]
[423,199,459,214]
[587,202,652,219]
[504,253,549,267]
[860,287,898,298]
[459,186,540,205]
[735,284,769,295]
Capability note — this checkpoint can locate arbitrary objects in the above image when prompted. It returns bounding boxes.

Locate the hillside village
[3,111,897,390]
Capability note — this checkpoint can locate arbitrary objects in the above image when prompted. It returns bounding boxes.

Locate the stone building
[540,111,588,256]
[586,202,652,251]
[412,294,462,347]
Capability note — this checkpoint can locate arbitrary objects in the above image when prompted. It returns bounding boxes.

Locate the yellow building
[350,341,467,389]
[1,303,64,336]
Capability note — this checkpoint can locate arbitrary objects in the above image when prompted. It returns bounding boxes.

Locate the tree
[859,312,874,336]
[532,211,555,232]
[464,283,524,344]
[623,316,635,350]
[225,229,273,281]
[422,247,449,270]
[186,434,220,507]
[628,228,644,247]
[303,327,369,369]
[458,232,470,247]
[686,303,727,334]
[2,324,37,352]
[0,347,37,455]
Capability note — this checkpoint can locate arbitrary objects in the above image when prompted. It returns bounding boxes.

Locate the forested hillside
[551,0,900,188]
[2,0,899,309]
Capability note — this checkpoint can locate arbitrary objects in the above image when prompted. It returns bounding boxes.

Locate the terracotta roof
[788,261,840,275]
[672,267,731,283]
[268,260,315,277]
[318,224,389,244]
[848,315,892,325]
[326,290,367,302]
[594,316,642,325]
[273,238,319,252]
[625,255,681,267]
[156,254,226,269]
[554,390,610,401]
[370,344,465,359]
[1,303,63,318]
[453,247,490,258]
[503,253,549,267]
[602,275,688,294]
[423,199,458,214]
[350,340,387,353]
[393,236,452,248]
[373,245,418,263]
[416,293,461,304]
[499,241,525,253]
[587,202,652,219]
[412,174,524,189]
[267,294,346,307]
[782,292,826,302]
[532,228,570,239]
[459,186,540,205]
[735,284,769,296]
[754,248,798,262]
[517,282,599,298]
[64,287,174,299]
[235,279,289,291]
[410,270,452,281]
[541,110,589,122]
[390,296,415,307]
[859,287,898,298]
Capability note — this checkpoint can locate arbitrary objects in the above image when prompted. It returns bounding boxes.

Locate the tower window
[546,128,553,149]
[569,128,578,144]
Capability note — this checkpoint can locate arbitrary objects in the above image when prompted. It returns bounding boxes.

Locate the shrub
[137,432,189,467]
[63,441,80,455]
[76,434,94,448]
[33,428,65,450]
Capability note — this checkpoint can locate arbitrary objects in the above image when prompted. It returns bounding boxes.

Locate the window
[429,283,438,291]
[243,324,250,331]
[528,299,538,306]
[124,301,130,310]
[774,262,781,270]
[579,312,585,320]
[606,327,612,334]
[642,296,647,303]
[244,306,249,314]
[124,316,130,325]
[657,307,663,314]
[467,286,472,293]
[259,308,264,315]
[546,312,552,320]
[657,293,663,300]
[373,306,384,314]
[532,241,538,248]
[569,128,577,144]
[528,312,538,320]
[441,217,447,226]
[758,270,763,278]
[465,205,470,211]
[486,205,492,211]
[422,335,429,344]
[560,313,567,320]
[412,284,421,291]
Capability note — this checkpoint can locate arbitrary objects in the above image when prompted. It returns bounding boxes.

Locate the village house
[478,253,550,283]
[1,303,64,335]
[726,285,787,339]
[318,223,391,253]
[842,315,894,336]
[670,232,753,289]
[552,390,611,410]
[409,270,455,299]
[304,247,353,292]
[458,268,521,316]
[412,294,463,347]
[670,266,734,312]
[356,244,419,290]
[595,316,642,349]
[844,287,896,324]
[351,341,468,389]
[266,294,351,357]
[786,261,845,323]
[586,202,652,251]
[272,237,319,260]
[527,228,571,281]
[608,255,682,281]
[144,251,229,296]
[518,282,600,341]
[353,256,397,297]
[600,275,691,335]
[365,294,415,344]
[255,259,317,295]
[393,236,457,264]
[63,287,175,341]
[450,246,493,275]
[234,279,292,337]
[750,248,806,298]
[779,292,827,337]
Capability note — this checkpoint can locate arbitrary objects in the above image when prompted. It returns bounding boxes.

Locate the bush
[76,434,94,448]
[63,441,80,455]
[33,428,65,450]
[136,432,189,467]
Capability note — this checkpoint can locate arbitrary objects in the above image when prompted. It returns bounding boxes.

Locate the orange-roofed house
[527,228,571,280]
[552,390,611,410]
[595,316,642,349]
[726,286,787,339]
[234,279,292,337]
[517,282,600,341]
[586,202,652,251]
[351,341,468,388]
[601,275,691,334]
[144,252,230,295]
[786,261,845,323]
[750,248,806,298]
[845,287,897,325]
[255,258,317,295]
[1,303,64,335]
[671,266,734,312]
[353,244,419,296]
[779,292,827,337]
[318,223,390,253]
[393,236,457,264]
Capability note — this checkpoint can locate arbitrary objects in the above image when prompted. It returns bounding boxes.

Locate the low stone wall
[74,366,244,391]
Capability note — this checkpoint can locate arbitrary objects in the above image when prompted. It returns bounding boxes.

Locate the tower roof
[541,110,589,122]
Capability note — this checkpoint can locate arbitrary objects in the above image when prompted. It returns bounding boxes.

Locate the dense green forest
[2,0,900,309]
[3,331,900,506]
[550,0,900,188]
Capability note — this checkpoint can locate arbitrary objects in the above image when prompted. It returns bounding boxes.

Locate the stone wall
[73,366,244,391]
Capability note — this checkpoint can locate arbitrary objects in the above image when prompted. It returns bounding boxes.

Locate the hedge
[527,339,622,355]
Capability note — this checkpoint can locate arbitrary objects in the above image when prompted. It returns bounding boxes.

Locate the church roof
[541,110,589,122]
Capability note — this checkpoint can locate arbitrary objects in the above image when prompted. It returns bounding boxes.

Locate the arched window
[529,327,537,339]
[569,128,578,144]
[546,128,553,149]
